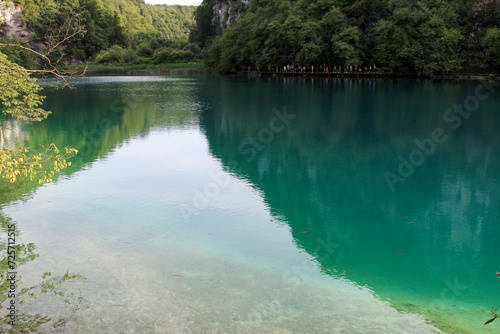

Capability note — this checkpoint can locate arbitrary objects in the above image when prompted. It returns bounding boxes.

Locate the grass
[66,62,207,76]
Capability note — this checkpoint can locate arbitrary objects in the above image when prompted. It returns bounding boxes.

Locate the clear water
[1,75,499,333]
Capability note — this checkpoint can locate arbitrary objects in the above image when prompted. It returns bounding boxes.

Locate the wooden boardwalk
[229,71,379,78]
[260,71,377,77]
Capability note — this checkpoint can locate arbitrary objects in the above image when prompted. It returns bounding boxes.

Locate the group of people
[233,64,378,73]
[277,64,377,73]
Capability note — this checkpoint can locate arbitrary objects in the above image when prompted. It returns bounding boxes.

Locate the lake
[1,75,499,333]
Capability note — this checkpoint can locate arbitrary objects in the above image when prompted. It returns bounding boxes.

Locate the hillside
[0,0,198,63]
[11,0,196,40]
[96,0,196,40]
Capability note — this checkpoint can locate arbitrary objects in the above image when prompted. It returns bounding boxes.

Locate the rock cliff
[0,2,31,41]
[212,0,248,30]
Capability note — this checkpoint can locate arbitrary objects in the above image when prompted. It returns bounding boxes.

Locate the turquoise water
[1,75,499,333]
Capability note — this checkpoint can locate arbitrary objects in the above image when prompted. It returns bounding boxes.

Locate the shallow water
[1,75,499,333]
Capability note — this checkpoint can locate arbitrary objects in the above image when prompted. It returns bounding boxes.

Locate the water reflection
[0,76,201,332]
[0,120,29,150]
[0,75,498,333]
[0,213,86,332]
[198,75,500,333]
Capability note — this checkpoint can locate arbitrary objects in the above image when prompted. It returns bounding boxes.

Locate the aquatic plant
[485,273,500,326]
[484,307,499,325]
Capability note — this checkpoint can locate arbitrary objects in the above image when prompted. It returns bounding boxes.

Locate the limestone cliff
[0,2,31,41]
[212,0,248,30]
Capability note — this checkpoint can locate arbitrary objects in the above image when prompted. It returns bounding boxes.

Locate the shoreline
[238,71,500,81]
[65,64,499,81]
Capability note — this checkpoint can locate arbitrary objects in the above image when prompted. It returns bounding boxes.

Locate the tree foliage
[94,34,201,65]
[483,27,500,70]
[0,52,47,121]
[0,145,78,184]
[189,0,218,48]
[374,1,463,76]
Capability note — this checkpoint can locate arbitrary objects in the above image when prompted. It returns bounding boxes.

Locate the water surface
[1,75,499,333]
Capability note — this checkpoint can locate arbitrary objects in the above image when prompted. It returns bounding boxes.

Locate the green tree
[342,0,390,64]
[320,7,361,66]
[0,37,34,69]
[483,27,500,71]
[374,0,463,75]
[189,0,217,48]
[95,45,136,64]
[0,52,47,121]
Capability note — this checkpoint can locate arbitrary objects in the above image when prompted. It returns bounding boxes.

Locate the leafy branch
[0,144,78,184]
[0,270,86,332]
[0,11,87,86]
[19,271,86,305]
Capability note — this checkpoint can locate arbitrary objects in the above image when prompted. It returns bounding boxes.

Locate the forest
[191,0,500,76]
[2,0,500,74]
[1,0,199,67]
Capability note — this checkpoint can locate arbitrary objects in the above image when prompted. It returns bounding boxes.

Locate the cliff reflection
[199,76,500,315]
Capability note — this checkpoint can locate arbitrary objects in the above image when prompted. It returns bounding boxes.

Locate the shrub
[95,45,137,64]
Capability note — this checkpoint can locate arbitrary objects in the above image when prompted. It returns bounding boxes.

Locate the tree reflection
[198,75,500,332]
[0,213,86,333]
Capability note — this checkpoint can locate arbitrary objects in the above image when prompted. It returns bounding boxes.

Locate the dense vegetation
[192,0,500,75]
[4,0,199,65]
[4,0,499,73]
